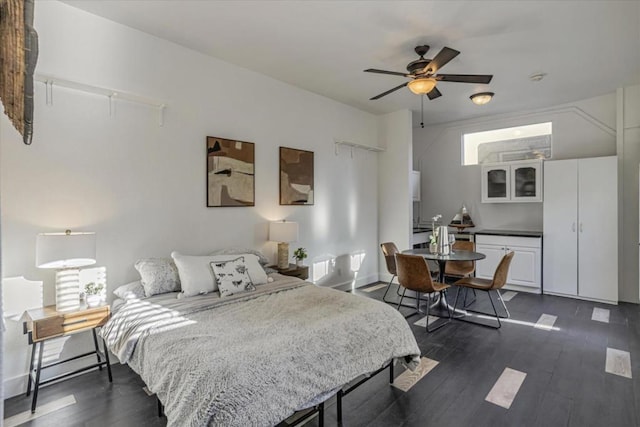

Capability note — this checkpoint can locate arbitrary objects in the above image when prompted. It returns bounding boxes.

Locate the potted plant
[292,247,308,267]
[84,282,104,307]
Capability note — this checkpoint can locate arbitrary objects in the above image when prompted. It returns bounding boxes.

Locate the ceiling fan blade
[422,47,460,74]
[364,68,409,77]
[427,86,442,100]
[436,74,493,84]
[370,82,408,100]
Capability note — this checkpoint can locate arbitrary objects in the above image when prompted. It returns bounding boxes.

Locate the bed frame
[155,359,394,426]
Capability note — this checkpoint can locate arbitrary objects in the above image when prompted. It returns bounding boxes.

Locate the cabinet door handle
[572,222,576,232]
[579,223,583,233]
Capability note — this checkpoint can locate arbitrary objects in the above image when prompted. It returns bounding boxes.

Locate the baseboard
[325,273,379,290]
[543,291,618,305]
[4,374,27,399]
[502,284,541,295]
[378,273,397,285]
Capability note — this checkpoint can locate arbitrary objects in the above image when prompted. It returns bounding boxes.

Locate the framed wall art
[207,136,255,207]
[280,146,314,205]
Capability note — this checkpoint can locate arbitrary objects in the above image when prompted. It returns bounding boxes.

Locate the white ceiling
[62,0,640,126]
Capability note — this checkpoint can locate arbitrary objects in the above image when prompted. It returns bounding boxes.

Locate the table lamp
[269,221,298,269]
[36,230,96,311]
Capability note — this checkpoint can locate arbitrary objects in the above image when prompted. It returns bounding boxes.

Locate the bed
[101,273,421,427]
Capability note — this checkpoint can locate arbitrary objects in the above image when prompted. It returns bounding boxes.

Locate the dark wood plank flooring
[5,283,640,426]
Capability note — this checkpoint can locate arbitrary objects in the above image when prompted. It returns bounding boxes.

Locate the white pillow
[210,257,256,297]
[113,280,145,300]
[171,252,268,297]
[210,247,270,266]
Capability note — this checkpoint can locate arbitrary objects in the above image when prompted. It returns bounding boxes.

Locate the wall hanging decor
[207,136,255,207]
[280,146,314,205]
[0,0,38,144]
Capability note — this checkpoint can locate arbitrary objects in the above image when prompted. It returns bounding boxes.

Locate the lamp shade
[407,78,437,95]
[36,231,97,269]
[269,221,298,243]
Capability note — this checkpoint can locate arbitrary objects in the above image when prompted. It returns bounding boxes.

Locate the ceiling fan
[364,45,493,100]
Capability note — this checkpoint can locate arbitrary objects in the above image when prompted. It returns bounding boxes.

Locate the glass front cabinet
[481,160,542,203]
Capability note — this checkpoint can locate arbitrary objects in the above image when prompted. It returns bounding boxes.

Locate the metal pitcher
[437,225,450,255]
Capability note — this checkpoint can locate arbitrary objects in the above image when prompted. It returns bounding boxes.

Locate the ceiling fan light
[470,92,494,105]
[408,78,437,95]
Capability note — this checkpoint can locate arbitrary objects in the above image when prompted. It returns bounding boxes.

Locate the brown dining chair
[444,240,476,279]
[445,240,477,306]
[380,242,400,304]
[452,251,514,329]
[395,253,452,332]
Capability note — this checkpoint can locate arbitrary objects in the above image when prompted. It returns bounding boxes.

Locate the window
[462,122,552,165]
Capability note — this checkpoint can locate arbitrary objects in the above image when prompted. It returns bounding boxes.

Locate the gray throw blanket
[101,278,420,426]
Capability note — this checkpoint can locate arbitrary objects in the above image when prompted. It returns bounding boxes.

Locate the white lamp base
[55,269,81,312]
[277,242,290,269]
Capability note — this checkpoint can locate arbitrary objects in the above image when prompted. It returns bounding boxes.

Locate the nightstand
[273,263,309,280]
[22,304,112,413]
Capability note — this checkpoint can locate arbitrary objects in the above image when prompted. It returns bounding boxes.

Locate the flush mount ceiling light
[407,77,437,95]
[470,92,494,105]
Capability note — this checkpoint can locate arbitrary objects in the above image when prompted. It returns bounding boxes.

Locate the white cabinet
[543,156,618,303]
[411,171,420,202]
[411,232,429,246]
[475,234,542,293]
[481,160,542,203]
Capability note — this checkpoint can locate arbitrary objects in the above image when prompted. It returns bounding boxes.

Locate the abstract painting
[207,136,255,207]
[280,147,314,205]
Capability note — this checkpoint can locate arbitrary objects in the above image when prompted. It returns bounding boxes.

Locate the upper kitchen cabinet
[481,160,542,203]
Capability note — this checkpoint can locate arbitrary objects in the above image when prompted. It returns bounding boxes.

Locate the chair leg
[487,290,502,329]
[397,288,421,319]
[452,288,502,329]
[382,275,396,303]
[463,287,477,308]
[424,293,451,333]
[496,290,511,318]
[396,288,406,312]
[425,294,431,332]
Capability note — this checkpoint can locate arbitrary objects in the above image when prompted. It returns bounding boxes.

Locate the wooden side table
[22,304,113,413]
[272,263,309,280]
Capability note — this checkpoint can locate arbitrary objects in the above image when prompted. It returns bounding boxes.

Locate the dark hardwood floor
[5,283,640,426]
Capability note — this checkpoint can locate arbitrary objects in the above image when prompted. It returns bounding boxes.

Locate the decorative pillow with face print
[210,256,256,297]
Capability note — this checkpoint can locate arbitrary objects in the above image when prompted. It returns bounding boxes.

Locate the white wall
[377,110,413,282]
[618,84,640,303]
[0,1,380,397]
[413,93,617,231]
